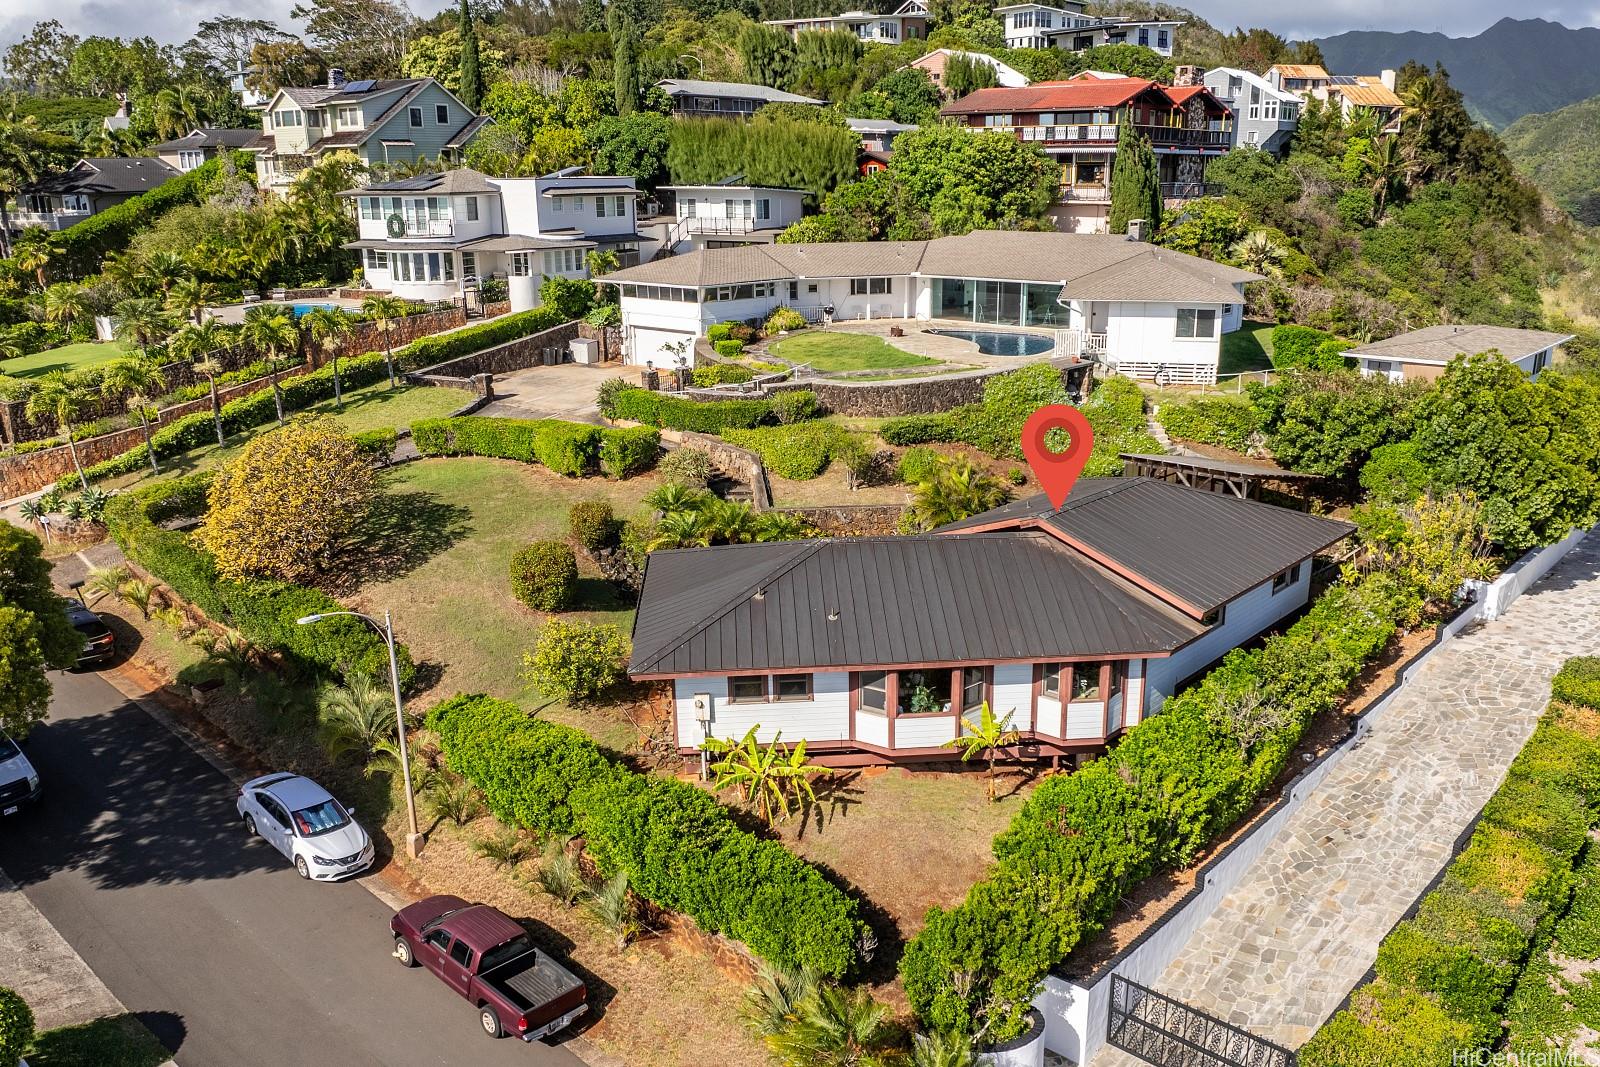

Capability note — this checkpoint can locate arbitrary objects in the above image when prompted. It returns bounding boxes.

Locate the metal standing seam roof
[1344,324,1575,365]
[628,531,1206,678]
[937,478,1354,613]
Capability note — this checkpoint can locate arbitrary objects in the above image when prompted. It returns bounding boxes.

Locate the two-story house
[9,158,179,235]
[997,2,1182,56]
[656,79,824,119]
[341,167,641,307]
[764,0,929,43]
[1265,65,1403,131]
[1201,67,1300,154]
[247,72,486,192]
[941,75,1232,234]
[151,128,261,173]
[641,178,808,257]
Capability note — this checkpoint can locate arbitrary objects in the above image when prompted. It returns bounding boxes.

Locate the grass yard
[102,382,469,491]
[25,1014,171,1067]
[344,457,663,750]
[769,329,944,373]
[1219,320,1276,376]
[5,340,132,379]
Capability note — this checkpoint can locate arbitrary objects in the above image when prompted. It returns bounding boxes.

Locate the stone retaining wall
[406,321,583,381]
[674,431,772,509]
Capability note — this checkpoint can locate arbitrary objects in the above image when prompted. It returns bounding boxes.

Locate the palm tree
[239,306,300,425]
[703,497,760,544]
[702,727,831,827]
[12,229,56,291]
[645,482,712,515]
[0,107,71,258]
[144,251,191,296]
[743,965,819,1038]
[754,512,816,542]
[315,674,397,764]
[99,249,147,293]
[1229,230,1287,277]
[360,293,410,387]
[167,277,216,326]
[368,735,436,795]
[944,702,1022,803]
[908,458,1011,531]
[172,320,233,446]
[192,628,258,690]
[40,283,89,335]
[1400,74,1439,131]
[648,509,714,550]
[910,1031,981,1067]
[299,307,354,408]
[99,356,167,475]
[24,372,90,490]
[764,985,899,1067]
[1361,136,1416,220]
[536,837,587,906]
[113,296,174,360]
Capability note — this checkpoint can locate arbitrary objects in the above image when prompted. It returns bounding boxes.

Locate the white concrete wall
[673,673,851,748]
[499,175,638,239]
[1144,567,1310,711]
[674,187,807,230]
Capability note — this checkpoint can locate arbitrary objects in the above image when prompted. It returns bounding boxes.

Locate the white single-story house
[603,230,1260,382]
[1347,324,1575,382]
[340,167,642,306]
[908,48,1031,90]
[630,478,1352,766]
[642,179,808,257]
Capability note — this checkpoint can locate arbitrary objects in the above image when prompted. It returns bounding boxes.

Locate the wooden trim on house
[630,647,1177,681]
[673,732,1108,768]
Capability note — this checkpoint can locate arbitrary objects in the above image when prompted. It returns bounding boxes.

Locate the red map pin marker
[1022,404,1095,510]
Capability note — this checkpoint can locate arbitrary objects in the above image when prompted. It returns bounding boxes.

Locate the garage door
[627,326,694,366]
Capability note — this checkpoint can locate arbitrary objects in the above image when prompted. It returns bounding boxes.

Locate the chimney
[328,67,347,89]
[1173,65,1204,87]
[1380,68,1396,91]
[1126,218,1147,241]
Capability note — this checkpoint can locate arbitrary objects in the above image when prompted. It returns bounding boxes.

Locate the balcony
[1160,182,1224,201]
[396,219,455,237]
[7,209,88,232]
[1058,185,1111,203]
[1008,123,1232,149]
[682,216,760,235]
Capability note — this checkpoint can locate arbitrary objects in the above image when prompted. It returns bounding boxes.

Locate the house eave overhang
[629,646,1180,681]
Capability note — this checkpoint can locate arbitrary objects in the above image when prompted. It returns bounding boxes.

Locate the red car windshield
[292,799,350,837]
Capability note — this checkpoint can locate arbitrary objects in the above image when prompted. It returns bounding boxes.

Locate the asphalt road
[0,666,587,1067]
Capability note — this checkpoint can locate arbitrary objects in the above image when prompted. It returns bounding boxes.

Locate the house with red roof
[941,74,1233,234]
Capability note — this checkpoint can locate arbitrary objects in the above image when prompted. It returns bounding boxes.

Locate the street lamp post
[296,609,425,858]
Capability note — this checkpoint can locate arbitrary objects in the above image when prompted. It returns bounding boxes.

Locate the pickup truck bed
[489,951,585,1014]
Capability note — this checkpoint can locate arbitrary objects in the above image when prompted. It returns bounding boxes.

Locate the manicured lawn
[1219,320,1276,376]
[769,329,944,372]
[343,457,663,750]
[102,383,470,491]
[26,1013,170,1067]
[5,340,132,379]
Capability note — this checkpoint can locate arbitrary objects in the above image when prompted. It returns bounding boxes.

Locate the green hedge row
[1155,397,1265,453]
[1270,324,1352,373]
[901,574,1404,1041]
[58,307,570,491]
[104,474,415,687]
[410,416,659,479]
[1300,660,1600,1066]
[607,387,774,432]
[427,693,863,977]
[722,422,862,480]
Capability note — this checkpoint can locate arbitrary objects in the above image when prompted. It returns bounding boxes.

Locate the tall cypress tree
[457,0,484,111]
[610,9,641,115]
[1108,117,1161,235]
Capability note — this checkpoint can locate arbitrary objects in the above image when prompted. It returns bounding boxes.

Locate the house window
[273,108,302,127]
[859,671,888,712]
[1271,562,1302,594]
[729,675,767,702]
[443,254,455,281]
[337,106,360,127]
[983,113,1013,127]
[509,252,531,276]
[426,197,446,221]
[595,196,608,217]
[461,252,476,279]
[436,104,449,124]
[774,673,812,701]
[543,247,582,274]
[359,197,378,220]
[1138,27,1149,45]
[1157,29,1169,49]
[465,196,478,221]
[679,196,696,218]
[849,277,891,295]
[1071,662,1106,702]
[306,110,322,127]
[61,194,90,214]
[364,249,388,270]
[408,106,423,127]
[1201,604,1226,627]
[896,669,952,715]
[960,667,986,714]
[1176,308,1218,339]
[756,199,772,221]
[1040,662,1063,698]
[178,150,205,171]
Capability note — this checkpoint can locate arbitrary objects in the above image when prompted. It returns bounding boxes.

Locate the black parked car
[65,598,116,667]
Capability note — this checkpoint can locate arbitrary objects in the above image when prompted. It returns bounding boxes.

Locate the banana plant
[701,727,832,827]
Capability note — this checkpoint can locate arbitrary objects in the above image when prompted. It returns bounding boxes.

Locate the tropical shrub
[897,446,942,485]
[509,541,579,611]
[1156,397,1264,453]
[599,426,660,478]
[656,447,714,487]
[410,416,604,477]
[520,620,629,701]
[1247,369,1424,482]
[1270,324,1350,371]
[880,412,961,445]
[707,322,735,344]
[1553,656,1600,710]
[714,339,746,359]
[1359,440,1432,502]
[428,692,863,976]
[765,307,806,333]
[693,364,755,387]
[352,426,398,460]
[609,388,773,432]
[723,422,861,480]
[0,986,33,1067]
[771,389,820,424]
[569,501,618,554]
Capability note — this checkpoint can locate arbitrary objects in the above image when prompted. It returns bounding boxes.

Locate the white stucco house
[1346,324,1575,383]
[602,230,1259,383]
[641,179,808,257]
[996,1,1181,55]
[340,167,642,305]
[630,479,1351,766]
[765,0,930,44]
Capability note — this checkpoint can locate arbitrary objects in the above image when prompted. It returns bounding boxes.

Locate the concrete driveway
[477,363,635,424]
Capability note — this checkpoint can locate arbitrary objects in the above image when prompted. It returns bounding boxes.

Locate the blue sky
[1,0,1597,58]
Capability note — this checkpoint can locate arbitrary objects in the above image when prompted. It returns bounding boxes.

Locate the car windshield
[290,799,349,837]
[0,735,18,762]
[479,934,535,974]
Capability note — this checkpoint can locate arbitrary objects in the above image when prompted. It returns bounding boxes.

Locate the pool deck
[822,319,1059,368]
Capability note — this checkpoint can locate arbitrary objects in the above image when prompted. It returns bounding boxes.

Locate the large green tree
[588,113,673,189]
[0,524,79,737]
[737,23,796,89]
[610,9,643,115]
[290,0,415,78]
[878,124,1055,236]
[1108,117,1160,235]
[457,0,484,109]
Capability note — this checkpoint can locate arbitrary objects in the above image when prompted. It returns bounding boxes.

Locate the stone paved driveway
[1094,534,1600,1060]
[477,361,633,424]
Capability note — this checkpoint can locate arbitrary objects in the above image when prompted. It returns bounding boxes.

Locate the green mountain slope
[1502,96,1600,225]
[1315,17,1600,128]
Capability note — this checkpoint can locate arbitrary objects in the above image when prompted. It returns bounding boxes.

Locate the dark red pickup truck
[391,895,588,1042]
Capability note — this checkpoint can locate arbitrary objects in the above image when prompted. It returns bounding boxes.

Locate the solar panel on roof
[341,79,377,93]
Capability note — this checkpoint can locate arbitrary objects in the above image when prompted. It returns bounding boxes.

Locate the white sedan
[236,773,374,881]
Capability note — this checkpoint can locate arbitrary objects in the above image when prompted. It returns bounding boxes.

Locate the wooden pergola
[1119,453,1322,508]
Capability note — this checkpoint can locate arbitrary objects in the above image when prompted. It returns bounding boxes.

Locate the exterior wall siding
[993,663,1035,731]
[895,714,959,748]
[673,673,852,748]
[368,84,469,163]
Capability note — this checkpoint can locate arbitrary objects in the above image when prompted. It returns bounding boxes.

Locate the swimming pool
[927,329,1054,357]
[290,302,353,318]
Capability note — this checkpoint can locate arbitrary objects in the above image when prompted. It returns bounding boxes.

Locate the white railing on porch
[1053,329,1108,360]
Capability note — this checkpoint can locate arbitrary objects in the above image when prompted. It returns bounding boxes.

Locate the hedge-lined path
[1093,533,1600,1060]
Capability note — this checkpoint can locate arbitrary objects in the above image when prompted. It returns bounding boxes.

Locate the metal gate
[1107,976,1296,1067]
